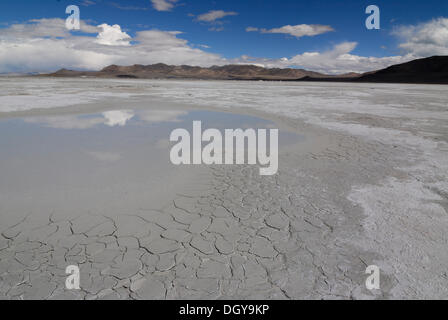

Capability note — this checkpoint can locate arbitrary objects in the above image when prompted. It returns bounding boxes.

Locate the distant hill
[298,56,448,84]
[355,56,448,84]
[46,63,358,81]
[44,56,448,84]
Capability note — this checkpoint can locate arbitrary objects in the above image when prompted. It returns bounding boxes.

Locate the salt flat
[0,77,447,299]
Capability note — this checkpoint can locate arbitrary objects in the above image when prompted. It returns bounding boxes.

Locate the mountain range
[46,56,448,84]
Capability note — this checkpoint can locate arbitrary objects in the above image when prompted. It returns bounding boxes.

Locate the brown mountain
[45,56,448,84]
[47,63,356,81]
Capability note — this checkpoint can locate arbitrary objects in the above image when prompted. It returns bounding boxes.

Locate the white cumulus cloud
[285,42,414,74]
[392,17,448,56]
[235,42,415,74]
[95,24,131,46]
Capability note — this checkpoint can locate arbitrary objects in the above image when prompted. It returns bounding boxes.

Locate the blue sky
[0,0,447,73]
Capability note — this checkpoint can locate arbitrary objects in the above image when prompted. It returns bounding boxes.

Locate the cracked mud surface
[1,132,444,300]
[1,79,447,300]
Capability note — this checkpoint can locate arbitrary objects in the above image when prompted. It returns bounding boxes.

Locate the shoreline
[1,73,446,86]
